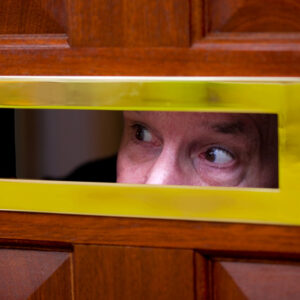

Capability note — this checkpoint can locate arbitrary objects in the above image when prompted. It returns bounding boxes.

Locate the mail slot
[0,77,298,225]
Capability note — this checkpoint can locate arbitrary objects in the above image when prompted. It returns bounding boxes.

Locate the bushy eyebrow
[211,121,245,135]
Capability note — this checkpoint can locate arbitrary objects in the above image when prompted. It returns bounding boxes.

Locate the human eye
[132,124,153,143]
[201,147,235,167]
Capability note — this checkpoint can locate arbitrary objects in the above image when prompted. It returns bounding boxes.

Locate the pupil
[135,126,144,141]
[205,149,216,162]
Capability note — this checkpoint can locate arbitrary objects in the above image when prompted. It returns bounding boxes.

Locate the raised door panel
[73,245,194,300]
[0,0,300,75]
[0,0,67,34]
[206,0,300,33]
[0,0,68,49]
[213,260,300,300]
[0,248,73,299]
[67,0,190,47]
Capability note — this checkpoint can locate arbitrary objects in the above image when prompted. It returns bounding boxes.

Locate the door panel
[0,0,67,34]
[68,0,190,47]
[207,0,300,33]
[0,0,299,75]
[213,260,300,300]
[73,245,194,300]
[0,248,72,299]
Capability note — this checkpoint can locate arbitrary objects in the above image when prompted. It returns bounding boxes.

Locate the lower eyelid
[206,160,236,169]
[196,155,237,169]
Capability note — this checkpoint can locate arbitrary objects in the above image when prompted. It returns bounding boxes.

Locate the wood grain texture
[0,34,69,49]
[67,0,189,47]
[213,259,300,300]
[0,0,298,74]
[0,0,66,34]
[0,212,300,257]
[0,248,72,299]
[29,258,73,300]
[190,0,205,44]
[1,47,300,75]
[206,0,300,33]
[73,245,194,300]
[194,252,209,300]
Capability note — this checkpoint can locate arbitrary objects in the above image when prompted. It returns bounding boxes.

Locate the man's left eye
[203,147,234,165]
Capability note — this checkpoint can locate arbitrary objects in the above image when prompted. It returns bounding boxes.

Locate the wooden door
[0,212,300,299]
[0,0,299,75]
[1,0,300,299]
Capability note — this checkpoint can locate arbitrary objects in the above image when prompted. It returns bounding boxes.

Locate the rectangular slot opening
[1,108,278,189]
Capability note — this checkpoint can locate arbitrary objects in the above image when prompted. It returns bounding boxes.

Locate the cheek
[202,166,245,186]
[193,157,247,187]
[116,144,157,184]
[237,157,267,188]
[116,156,145,183]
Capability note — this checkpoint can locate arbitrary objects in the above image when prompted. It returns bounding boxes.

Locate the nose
[145,148,183,185]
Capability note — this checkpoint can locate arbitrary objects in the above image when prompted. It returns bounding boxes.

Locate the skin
[117,111,278,188]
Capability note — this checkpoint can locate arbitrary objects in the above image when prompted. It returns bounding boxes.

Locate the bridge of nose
[145,145,184,185]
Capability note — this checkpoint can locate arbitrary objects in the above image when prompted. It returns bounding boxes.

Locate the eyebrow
[211,121,245,135]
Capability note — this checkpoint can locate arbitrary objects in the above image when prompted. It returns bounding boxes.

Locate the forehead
[123,111,254,129]
[122,111,263,142]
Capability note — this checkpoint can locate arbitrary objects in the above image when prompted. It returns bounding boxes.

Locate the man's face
[117,111,277,188]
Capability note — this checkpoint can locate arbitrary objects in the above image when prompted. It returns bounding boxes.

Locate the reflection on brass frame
[0,77,299,225]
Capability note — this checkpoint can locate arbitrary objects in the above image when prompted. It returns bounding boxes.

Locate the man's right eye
[132,124,153,142]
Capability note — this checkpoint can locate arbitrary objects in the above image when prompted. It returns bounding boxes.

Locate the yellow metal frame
[0,77,299,225]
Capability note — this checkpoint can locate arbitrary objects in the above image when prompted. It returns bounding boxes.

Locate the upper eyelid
[194,143,236,156]
[127,119,163,142]
[129,123,150,136]
[127,120,149,129]
[130,123,146,130]
[206,146,235,159]
[200,147,237,168]
[126,120,239,159]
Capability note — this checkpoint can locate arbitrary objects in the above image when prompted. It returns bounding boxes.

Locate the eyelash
[199,146,236,167]
[130,123,149,142]
[130,123,237,167]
